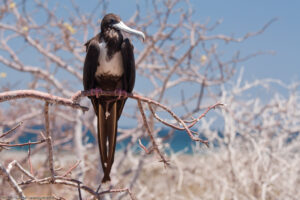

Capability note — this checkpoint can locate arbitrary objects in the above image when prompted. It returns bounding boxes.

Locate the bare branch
[0,90,88,111]
[44,102,55,181]
[137,100,169,165]
[0,139,46,147]
[0,163,26,198]
[0,121,23,139]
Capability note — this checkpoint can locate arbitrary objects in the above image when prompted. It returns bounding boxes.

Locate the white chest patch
[95,42,123,77]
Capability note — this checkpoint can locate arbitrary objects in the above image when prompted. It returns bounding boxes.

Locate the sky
[104,0,300,84]
[1,0,299,86]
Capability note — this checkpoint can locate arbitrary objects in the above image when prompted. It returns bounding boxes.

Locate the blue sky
[0,0,299,129]
[1,0,299,87]
[105,0,300,83]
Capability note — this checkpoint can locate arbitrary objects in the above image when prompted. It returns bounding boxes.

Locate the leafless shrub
[1,0,298,199]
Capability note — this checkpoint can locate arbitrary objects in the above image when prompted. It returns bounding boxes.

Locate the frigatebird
[83,13,145,183]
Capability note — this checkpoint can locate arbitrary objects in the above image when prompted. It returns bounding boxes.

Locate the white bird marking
[105,111,110,119]
[95,42,124,77]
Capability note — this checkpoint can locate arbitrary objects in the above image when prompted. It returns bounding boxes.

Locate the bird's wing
[121,38,136,93]
[83,39,100,91]
[83,39,100,115]
[117,38,136,120]
[84,34,100,52]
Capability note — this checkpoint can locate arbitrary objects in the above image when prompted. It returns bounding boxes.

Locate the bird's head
[101,13,145,42]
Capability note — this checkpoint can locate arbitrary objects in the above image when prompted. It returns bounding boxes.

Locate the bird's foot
[114,89,127,100]
[90,88,98,97]
[94,88,103,98]
[89,89,95,97]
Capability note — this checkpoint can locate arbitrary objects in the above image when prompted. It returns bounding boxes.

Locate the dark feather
[97,101,118,183]
[116,39,136,120]
[121,38,135,93]
[83,40,100,91]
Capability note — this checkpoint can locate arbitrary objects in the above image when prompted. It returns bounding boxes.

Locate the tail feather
[97,101,118,183]
[101,173,111,183]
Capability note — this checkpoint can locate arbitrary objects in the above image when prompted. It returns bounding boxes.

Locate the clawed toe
[95,88,103,98]
[114,89,127,100]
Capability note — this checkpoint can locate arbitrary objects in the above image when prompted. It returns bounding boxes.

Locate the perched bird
[83,13,145,183]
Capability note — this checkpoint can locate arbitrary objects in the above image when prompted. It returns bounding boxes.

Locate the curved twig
[0,90,88,111]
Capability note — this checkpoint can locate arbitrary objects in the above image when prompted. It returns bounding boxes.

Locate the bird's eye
[110,19,114,24]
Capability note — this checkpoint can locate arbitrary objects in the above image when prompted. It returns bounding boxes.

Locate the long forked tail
[97,101,118,183]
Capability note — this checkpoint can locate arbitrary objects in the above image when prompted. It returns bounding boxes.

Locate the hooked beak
[113,21,145,42]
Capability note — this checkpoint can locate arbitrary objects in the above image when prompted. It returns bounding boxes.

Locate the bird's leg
[90,88,95,97]
[114,89,127,100]
[95,88,103,98]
